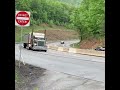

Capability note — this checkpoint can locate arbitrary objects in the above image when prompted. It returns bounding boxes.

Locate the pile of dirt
[36,30,79,41]
[15,60,46,90]
[80,39,105,49]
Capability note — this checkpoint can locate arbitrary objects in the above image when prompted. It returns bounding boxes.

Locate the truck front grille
[38,41,44,46]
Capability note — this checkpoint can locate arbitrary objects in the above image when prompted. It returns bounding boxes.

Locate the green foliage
[55,21,60,25]
[56,0,83,6]
[70,42,80,48]
[15,70,20,82]
[48,20,54,27]
[15,0,105,41]
[65,23,75,29]
[71,0,105,40]
[15,0,74,26]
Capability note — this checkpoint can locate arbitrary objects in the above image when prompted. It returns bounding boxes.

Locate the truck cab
[23,32,47,52]
[32,34,47,51]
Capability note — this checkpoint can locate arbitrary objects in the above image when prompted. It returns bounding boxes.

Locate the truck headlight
[34,43,37,46]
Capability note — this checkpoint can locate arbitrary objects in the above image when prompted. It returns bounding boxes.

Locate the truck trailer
[23,32,47,52]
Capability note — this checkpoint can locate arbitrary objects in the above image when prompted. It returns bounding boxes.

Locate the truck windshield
[34,37,45,40]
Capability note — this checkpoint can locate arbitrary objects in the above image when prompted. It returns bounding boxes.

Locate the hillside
[15,24,79,42]
[15,24,105,49]
[15,0,105,49]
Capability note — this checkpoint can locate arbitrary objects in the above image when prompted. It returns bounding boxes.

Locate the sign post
[19,27,23,67]
[15,11,30,68]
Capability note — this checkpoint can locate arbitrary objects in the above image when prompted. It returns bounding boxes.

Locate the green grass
[15,70,20,82]
[34,87,39,90]
[15,24,75,42]
[70,42,80,48]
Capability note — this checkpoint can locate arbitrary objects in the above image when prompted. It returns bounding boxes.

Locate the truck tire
[23,43,27,48]
[44,50,47,52]
[32,47,35,51]
[28,47,32,50]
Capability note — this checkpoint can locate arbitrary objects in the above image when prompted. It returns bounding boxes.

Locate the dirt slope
[15,60,46,90]
[80,39,105,49]
[36,30,79,41]
[36,30,104,49]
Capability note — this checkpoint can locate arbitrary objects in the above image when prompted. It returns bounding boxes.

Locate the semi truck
[23,32,47,52]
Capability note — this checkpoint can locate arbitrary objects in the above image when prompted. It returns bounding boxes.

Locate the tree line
[15,0,105,40]
[15,0,75,27]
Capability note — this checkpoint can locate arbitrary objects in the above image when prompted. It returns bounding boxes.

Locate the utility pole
[43,24,47,40]
[44,29,46,38]
[19,27,23,68]
[31,25,34,46]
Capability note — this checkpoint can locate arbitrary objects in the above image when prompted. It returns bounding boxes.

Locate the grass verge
[70,42,80,48]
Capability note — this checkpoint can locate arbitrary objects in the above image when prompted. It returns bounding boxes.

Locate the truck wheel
[32,48,35,51]
[23,43,27,48]
[28,47,32,50]
[44,50,47,52]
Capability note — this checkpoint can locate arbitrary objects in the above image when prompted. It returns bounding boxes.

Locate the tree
[15,0,75,26]
[71,0,105,41]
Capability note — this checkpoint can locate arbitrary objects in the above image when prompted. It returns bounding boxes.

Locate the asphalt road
[15,43,105,83]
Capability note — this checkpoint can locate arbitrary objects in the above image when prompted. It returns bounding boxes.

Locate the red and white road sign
[15,11,30,27]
